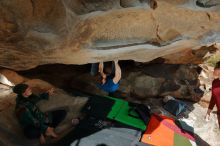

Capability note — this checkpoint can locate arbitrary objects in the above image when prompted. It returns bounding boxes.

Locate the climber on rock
[91,60,121,93]
[205,61,220,129]
[13,83,68,144]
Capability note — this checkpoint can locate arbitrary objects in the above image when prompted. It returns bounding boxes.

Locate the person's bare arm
[113,60,121,84]
[98,62,106,78]
[98,62,104,73]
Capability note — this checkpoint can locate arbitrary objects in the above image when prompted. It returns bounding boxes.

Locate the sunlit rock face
[0,0,220,70]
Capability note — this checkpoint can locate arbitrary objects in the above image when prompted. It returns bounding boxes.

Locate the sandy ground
[187,103,220,146]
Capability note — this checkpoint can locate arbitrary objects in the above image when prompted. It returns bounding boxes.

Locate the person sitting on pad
[13,83,74,144]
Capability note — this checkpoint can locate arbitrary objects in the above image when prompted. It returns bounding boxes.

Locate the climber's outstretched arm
[98,62,106,79]
[113,60,121,84]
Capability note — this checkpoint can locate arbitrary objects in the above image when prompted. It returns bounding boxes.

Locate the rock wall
[16,62,207,102]
[0,0,220,70]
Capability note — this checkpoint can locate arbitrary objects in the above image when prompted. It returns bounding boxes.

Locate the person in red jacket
[205,61,220,128]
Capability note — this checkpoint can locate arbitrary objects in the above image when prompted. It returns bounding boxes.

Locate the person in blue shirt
[91,60,121,93]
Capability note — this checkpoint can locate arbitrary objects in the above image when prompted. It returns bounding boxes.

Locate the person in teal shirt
[13,83,66,144]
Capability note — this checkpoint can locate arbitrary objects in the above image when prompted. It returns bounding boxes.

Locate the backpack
[128,103,151,124]
[163,100,186,116]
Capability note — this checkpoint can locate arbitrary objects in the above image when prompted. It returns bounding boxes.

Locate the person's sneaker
[71,118,79,126]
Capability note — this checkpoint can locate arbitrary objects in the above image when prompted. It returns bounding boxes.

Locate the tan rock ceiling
[0,0,220,70]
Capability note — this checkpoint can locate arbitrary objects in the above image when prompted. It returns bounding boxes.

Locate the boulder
[0,0,220,70]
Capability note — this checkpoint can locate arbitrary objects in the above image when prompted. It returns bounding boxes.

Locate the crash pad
[81,95,115,119]
[71,127,142,146]
[81,95,147,130]
[175,120,194,135]
[55,94,148,146]
[106,96,147,131]
[141,114,196,146]
[105,96,125,119]
[54,116,113,146]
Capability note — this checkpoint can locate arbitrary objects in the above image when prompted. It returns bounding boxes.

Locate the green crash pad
[106,96,125,119]
[106,96,147,131]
